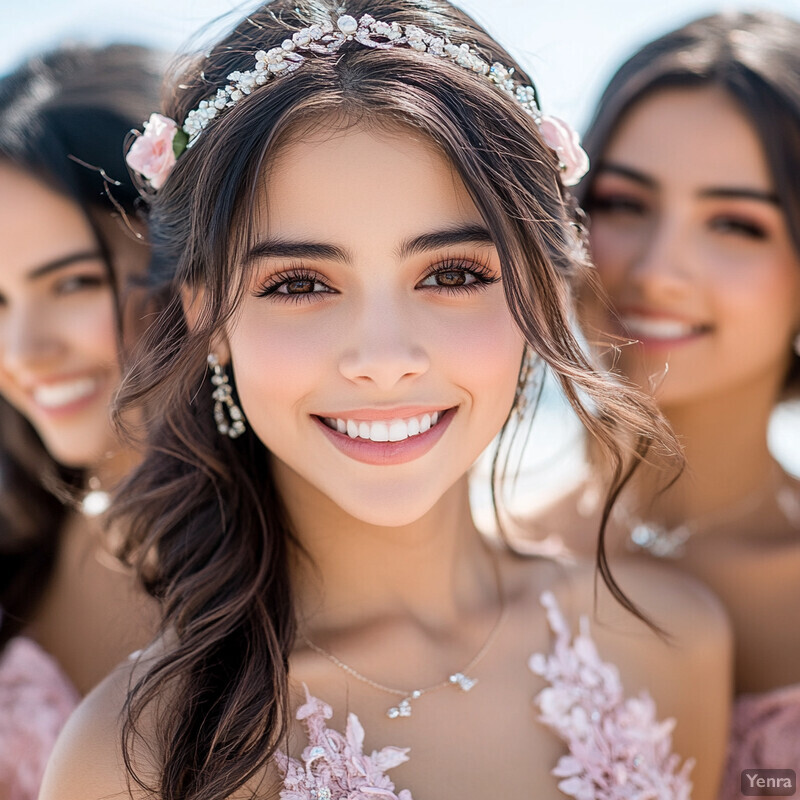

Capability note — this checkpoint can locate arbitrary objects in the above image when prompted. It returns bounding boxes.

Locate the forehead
[0,160,97,278]
[604,86,772,190]
[258,122,484,249]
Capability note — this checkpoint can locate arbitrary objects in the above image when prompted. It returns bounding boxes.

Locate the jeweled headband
[126,12,589,190]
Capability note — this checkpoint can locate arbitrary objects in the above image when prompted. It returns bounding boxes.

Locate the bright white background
[2,0,800,131]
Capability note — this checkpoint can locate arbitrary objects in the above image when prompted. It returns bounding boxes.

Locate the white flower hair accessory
[125,13,589,189]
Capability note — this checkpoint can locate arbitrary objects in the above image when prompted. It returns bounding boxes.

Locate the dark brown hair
[0,44,162,649]
[111,2,677,798]
[576,10,800,390]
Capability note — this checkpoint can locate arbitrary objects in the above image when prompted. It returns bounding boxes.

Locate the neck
[86,445,140,492]
[632,378,779,525]
[277,468,495,636]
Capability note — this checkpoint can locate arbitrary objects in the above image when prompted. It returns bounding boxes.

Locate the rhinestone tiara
[126,11,589,190]
[182,13,542,145]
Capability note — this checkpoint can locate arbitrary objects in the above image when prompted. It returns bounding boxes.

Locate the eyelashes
[253,257,500,303]
[589,192,772,242]
[254,268,333,302]
[417,258,499,293]
[709,215,768,240]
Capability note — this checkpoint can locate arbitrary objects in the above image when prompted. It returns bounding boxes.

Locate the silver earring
[208,353,246,438]
[793,333,800,358]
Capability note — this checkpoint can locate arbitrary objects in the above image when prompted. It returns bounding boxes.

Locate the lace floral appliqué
[276,687,413,800]
[529,591,694,800]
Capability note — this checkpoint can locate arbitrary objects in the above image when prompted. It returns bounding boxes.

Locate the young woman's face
[221,124,525,526]
[0,161,124,468]
[585,86,800,409]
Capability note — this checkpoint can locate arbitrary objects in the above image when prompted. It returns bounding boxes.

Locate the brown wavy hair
[111,2,678,798]
[575,10,800,391]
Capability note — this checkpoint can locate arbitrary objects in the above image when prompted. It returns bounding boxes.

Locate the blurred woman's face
[585,86,800,410]
[0,161,130,468]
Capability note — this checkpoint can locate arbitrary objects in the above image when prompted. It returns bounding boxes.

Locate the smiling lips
[620,313,711,343]
[314,407,455,465]
[32,375,100,411]
[321,411,441,442]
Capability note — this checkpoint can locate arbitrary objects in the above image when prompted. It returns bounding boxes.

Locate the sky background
[2,0,800,132]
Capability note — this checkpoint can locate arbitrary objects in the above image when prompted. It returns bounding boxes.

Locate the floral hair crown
[126,12,589,190]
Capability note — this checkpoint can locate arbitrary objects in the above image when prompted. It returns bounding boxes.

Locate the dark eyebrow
[595,162,657,190]
[699,187,779,205]
[244,224,495,265]
[598,163,780,206]
[245,239,350,264]
[398,224,494,259]
[29,250,104,280]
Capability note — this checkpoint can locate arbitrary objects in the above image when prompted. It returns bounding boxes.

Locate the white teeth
[622,315,698,340]
[33,377,98,409]
[369,421,389,442]
[323,410,448,442]
[388,420,407,442]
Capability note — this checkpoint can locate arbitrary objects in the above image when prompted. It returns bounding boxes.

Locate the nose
[338,294,430,391]
[627,215,695,301]
[0,302,63,374]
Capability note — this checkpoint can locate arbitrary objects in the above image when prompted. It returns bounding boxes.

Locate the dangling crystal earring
[208,353,246,438]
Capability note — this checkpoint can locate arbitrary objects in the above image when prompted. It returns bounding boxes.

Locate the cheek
[59,294,119,365]
[590,222,642,291]
[714,261,800,347]
[431,297,524,407]
[227,308,328,419]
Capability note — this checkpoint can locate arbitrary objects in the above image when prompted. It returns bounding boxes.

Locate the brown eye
[416,260,499,294]
[437,270,467,286]
[255,271,336,300]
[285,278,315,294]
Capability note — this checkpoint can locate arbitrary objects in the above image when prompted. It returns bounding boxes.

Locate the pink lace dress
[0,636,80,800]
[720,684,800,799]
[276,592,694,800]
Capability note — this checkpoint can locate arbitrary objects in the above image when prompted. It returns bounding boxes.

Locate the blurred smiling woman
[544,11,800,795]
[0,44,162,800]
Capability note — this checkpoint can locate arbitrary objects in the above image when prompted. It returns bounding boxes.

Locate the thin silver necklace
[616,465,800,558]
[301,553,508,719]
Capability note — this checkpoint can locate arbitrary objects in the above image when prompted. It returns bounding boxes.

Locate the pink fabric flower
[275,685,413,800]
[530,591,694,800]
[538,116,590,186]
[125,113,181,189]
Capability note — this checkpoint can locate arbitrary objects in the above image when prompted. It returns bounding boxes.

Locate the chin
[39,433,105,471]
[330,485,445,528]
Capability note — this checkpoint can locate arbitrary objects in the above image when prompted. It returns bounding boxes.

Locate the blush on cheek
[437,309,524,403]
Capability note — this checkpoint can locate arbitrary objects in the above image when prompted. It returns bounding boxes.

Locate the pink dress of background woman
[0,637,79,800]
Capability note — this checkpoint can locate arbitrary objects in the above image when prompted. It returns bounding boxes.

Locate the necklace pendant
[449,672,478,692]
[386,698,413,719]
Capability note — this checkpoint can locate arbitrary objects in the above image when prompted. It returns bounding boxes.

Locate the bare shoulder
[40,648,161,800]
[544,557,733,800]
[40,638,286,800]
[580,557,732,647]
